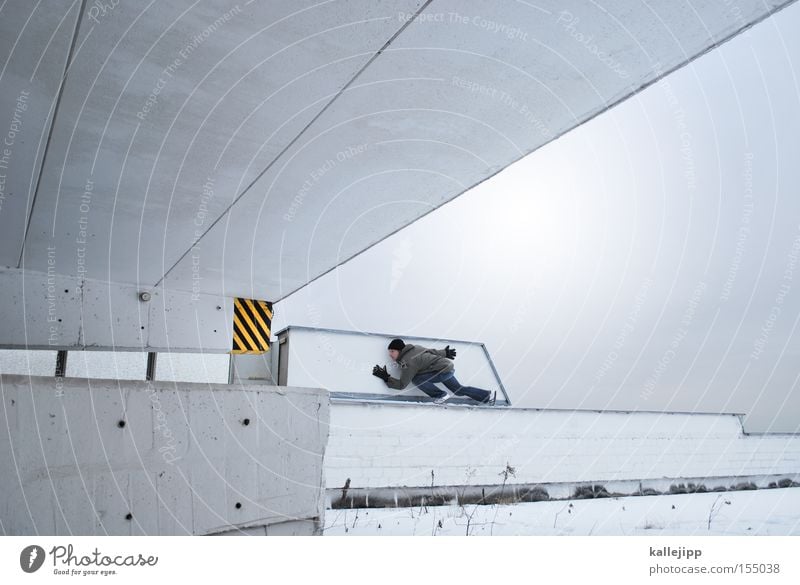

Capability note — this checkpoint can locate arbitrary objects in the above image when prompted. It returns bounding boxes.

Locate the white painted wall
[0,374,329,535]
[326,403,800,490]
[278,326,506,401]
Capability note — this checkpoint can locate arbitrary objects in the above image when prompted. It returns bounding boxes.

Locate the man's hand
[372,364,390,382]
[445,345,457,359]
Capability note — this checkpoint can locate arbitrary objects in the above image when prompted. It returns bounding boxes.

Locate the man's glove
[445,345,457,359]
[372,364,390,382]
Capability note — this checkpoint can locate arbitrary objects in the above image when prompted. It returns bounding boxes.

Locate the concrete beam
[0,268,233,352]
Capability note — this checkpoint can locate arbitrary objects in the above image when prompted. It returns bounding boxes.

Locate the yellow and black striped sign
[231,298,273,354]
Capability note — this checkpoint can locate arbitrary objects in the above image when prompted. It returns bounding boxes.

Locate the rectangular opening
[66,350,147,380]
[0,349,57,376]
[156,352,230,384]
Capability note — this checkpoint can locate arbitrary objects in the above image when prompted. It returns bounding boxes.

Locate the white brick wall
[326,402,800,490]
[0,374,329,535]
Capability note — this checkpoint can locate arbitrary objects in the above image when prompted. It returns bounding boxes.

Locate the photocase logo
[20,545,45,573]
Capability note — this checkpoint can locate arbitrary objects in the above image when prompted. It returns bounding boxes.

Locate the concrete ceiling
[1,0,793,302]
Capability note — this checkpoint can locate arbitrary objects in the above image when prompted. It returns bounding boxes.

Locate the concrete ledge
[210,518,319,536]
[331,394,742,417]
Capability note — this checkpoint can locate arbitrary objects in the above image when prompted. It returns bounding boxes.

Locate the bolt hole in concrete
[242,418,250,426]
[117,420,125,428]
[125,513,132,520]
[235,502,242,509]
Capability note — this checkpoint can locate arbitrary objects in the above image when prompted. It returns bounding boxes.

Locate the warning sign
[231,298,273,354]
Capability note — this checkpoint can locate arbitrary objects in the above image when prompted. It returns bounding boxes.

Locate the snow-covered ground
[323,487,800,535]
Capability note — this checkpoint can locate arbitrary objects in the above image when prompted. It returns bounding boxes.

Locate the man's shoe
[485,391,496,406]
[433,393,451,405]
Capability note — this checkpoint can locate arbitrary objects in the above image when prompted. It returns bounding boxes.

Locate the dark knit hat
[387,338,405,351]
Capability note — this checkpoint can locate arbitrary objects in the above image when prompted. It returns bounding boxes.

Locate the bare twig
[491,463,516,535]
[553,502,572,529]
[708,495,731,531]
[465,505,479,536]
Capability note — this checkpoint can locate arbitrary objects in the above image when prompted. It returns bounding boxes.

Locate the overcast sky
[274,2,800,433]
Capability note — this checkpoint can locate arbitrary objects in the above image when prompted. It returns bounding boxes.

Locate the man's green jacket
[385,344,454,390]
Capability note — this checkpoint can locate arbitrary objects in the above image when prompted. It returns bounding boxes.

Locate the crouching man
[372,338,495,405]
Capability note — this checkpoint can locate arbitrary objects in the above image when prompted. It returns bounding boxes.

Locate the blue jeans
[411,370,491,403]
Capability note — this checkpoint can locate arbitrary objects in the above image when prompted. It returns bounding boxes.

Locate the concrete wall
[0,374,329,535]
[326,402,800,491]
